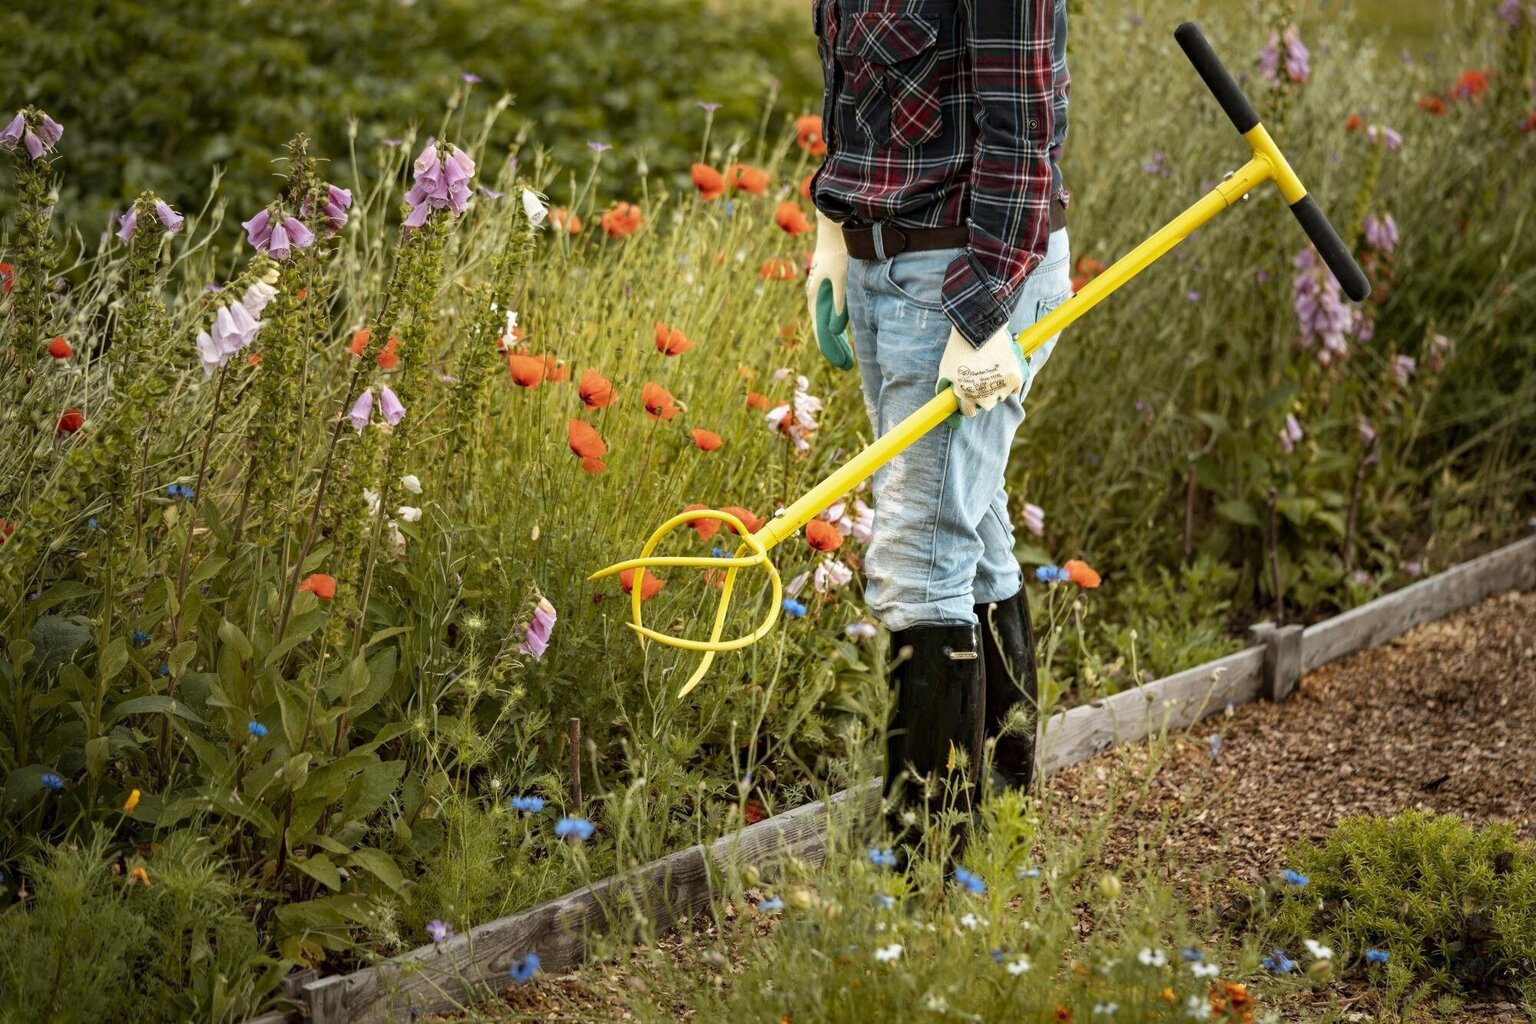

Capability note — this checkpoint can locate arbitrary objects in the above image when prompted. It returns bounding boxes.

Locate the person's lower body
[845,227,1071,862]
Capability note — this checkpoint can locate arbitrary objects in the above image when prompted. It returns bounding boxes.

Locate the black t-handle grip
[1174,21,1371,302]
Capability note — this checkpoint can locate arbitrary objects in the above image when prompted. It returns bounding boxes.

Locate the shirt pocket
[837,11,944,149]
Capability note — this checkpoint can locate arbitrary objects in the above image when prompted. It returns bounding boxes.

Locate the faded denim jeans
[846,228,1071,630]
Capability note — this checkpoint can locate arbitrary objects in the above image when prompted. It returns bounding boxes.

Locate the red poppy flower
[743,800,767,824]
[1454,69,1489,101]
[298,572,336,601]
[719,506,764,535]
[1344,113,1364,132]
[1063,559,1101,589]
[1522,111,1536,134]
[248,354,262,366]
[759,258,798,281]
[1054,1007,1072,1022]
[376,335,399,371]
[794,114,827,157]
[642,382,679,421]
[691,163,726,201]
[579,369,616,408]
[1419,93,1446,115]
[56,408,84,435]
[347,328,371,356]
[725,163,770,195]
[1071,275,1090,295]
[550,207,582,234]
[508,353,545,388]
[0,519,15,545]
[655,322,693,356]
[690,428,723,452]
[746,391,771,410]
[805,518,843,552]
[600,202,643,239]
[48,336,73,360]
[682,503,722,541]
[619,567,665,600]
[775,201,812,237]
[799,173,815,202]
[568,418,608,474]
[0,262,12,296]
[1075,256,1106,278]
[544,354,569,382]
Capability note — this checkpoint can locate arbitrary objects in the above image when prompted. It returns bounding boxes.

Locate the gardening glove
[937,322,1029,418]
[806,210,853,370]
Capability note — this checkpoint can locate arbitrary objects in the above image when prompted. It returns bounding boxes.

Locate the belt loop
[872,220,888,261]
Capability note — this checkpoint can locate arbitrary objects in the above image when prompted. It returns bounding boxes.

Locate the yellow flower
[123,788,140,813]
[127,865,150,886]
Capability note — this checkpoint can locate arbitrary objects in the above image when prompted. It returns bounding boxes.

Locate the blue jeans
[846,228,1072,631]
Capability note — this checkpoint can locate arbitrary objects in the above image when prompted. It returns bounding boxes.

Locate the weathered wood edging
[248,530,1536,1023]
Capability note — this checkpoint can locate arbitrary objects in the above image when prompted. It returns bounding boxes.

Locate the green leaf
[109,695,207,726]
[217,618,253,661]
[168,639,198,678]
[348,647,397,719]
[30,582,95,616]
[85,735,111,779]
[291,851,341,891]
[27,615,93,677]
[1011,542,1053,567]
[98,636,130,685]
[1215,500,1261,528]
[1194,411,1229,437]
[341,760,406,823]
[189,556,230,586]
[350,847,407,895]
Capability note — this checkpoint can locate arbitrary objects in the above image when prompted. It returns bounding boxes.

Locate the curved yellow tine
[589,553,763,579]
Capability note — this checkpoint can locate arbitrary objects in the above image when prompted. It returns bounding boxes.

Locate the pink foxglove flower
[1,109,62,160]
[1023,502,1045,538]
[268,222,292,261]
[1292,248,1357,366]
[1357,415,1377,446]
[1279,413,1304,454]
[813,558,853,594]
[116,208,138,244]
[282,216,315,251]
[1366,125,1403,151]
[154,200,184,235]
[348,389,375,431]
[242,208,273,250]
[1362,213,1398,256]
[1392,355,1416,386]
[519,597,557,658]
[850,499,875,546]
[300,183,353,236]
[379,385,406,426]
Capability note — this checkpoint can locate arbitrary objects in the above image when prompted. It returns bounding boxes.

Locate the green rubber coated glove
[806,210,853,370]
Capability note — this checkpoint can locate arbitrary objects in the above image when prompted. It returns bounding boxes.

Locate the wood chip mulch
[460,590,1536,1023]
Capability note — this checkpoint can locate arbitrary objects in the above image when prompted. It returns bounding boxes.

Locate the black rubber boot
[977,590,1039,794]
[883,623,985,865]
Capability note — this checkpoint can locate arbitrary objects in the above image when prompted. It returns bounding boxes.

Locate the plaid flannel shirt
[809,0,1069,348]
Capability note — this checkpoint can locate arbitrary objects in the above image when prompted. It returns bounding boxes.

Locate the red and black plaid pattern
[810,0,1063,348]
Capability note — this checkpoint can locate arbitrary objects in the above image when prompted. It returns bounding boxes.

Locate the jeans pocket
[838,12,944,148]
[882,247,961,312]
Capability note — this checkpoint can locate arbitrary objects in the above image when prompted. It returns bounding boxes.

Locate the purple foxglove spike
[448,182,472,214]
[282,216,315,250]
[242,281,278,317]
[36,113,62,147]
[328,184,352,210]
[445,146,476,183]
[227,300,258,338]
[379,385,406,426]
[243,208,273,250]
[268,223,291,261]
[403,182,430,208]
[1,112,25,149]
[154,200,184,235]
[348,389,374,432]
[403,202,432,229]
[322,202,348,233]
[23,129,44,160]
[519,598,557,658]
[117,208,138,245]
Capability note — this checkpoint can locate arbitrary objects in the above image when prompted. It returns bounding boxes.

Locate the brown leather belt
[842,198,1067,261]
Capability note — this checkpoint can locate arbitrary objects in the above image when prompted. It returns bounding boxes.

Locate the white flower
[521,189,549,227]
[1007,955,1032,975]
[772,367,794,382]
[921,992,948,1013]
[1304,939,1334,961]
[874,943,903,963]
[1190,962,1220,979]
[785,571,810,599]
[1138,948,1167,968]
[504,309,519,341]
[1093,1005,1119,1017]
[400,474,422,494]
[386,520,407,559]
[397,506,423,523]
[850,499,875,545]
[845,620,878,641]
[813,558,853,593]
[958,912,982,931]
[1184,995,1212,1020]
[363,488,381,517]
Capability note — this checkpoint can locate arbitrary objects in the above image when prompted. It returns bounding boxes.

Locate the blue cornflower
[510,795,545,814]
[40,772,65,791]
[1281,869,1310,887]
[724,201,735,216]
[953,867,986,895]
[1034,565,1070,583]
[247,720,268,738]
[1262,949,1297,974]
[782,599,807,619]
[757,896,784,912]
[554,816,595,842]
[874,895,895,909]
[131,630,150,647]
[868,847,897,869]
[1018,867,1042,879]
[87,517,98,530]
[1365,948,1389,965]
[509,952,540,983]
[1180,947,1204,962]
[157,663,170,677]
[712,547,728,558]
[990,949,1006,964]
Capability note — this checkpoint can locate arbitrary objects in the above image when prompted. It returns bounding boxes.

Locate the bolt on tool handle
[1174,21,1372,302]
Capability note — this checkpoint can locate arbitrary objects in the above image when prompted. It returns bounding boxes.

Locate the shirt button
[1028,119,1038,131]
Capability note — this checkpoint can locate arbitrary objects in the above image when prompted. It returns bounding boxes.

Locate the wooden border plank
[1300,535,1536,673]
[1038,646,1264,776]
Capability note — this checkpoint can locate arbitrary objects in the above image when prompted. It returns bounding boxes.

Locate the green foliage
[1265,811,1536,1003]
[3,0,821,227]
